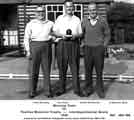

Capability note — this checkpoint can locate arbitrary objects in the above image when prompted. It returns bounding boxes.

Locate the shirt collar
[88,16,99,20]
[62,14,74,18]
[35,19,49,24]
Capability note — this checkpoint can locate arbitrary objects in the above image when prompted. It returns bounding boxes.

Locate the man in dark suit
[82,2,111,98]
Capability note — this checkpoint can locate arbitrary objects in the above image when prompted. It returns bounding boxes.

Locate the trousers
[28,41,52,95]
[56,40,80,93]
[84,45,105,90]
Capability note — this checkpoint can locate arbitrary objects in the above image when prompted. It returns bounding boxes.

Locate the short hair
[35,6,45,12]
[89,1,97,6]
[64,0,73,4]
[88,2,97,9]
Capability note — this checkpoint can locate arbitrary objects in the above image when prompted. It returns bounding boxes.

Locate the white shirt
[24,19,54,52]
[88,16,99,26]
[53,14,82,36]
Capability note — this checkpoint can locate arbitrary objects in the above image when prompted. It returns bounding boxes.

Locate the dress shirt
[53,14,82,37]
[88,16,99,26]
[24,19,54,52]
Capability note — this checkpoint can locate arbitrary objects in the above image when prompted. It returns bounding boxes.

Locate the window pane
[53,6,57,11]
[48,12,54,21]
[76,5,81,11]
[47,6,52,11]
[58,6,63,11]
[56,12,63,18]
[74,12,81,19]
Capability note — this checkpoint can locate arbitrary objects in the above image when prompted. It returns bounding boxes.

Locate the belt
[62,38,78,42]
[30,40,51,43]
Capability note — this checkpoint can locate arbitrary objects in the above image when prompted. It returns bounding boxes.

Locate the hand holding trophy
[64,29,73,40]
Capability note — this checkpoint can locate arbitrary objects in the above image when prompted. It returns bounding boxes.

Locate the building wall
[83,3,110,18]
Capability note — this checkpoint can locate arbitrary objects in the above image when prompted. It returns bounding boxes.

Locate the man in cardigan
[82,2,111,98]
[24,6,54,98]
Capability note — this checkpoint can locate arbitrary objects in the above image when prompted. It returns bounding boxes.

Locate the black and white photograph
[0,0,134,101]
[1,0,134,119]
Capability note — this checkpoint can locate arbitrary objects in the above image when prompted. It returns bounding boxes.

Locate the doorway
[0,5,18,49]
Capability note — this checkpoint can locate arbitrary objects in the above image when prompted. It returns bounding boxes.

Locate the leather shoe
[74,91,86,97]
[96,90,105,98]
[28,92,36,99]
[81,87,94,97]
[82,90,94,97]
[45,93,53,98]
[54,90,66,96]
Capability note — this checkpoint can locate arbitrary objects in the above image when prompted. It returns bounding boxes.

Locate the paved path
[0,56,130,74]
[0,56,133,99]
[0,79,134,100]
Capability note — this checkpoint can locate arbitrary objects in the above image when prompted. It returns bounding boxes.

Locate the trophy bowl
[66,29,72,35]
[66,29,72,38]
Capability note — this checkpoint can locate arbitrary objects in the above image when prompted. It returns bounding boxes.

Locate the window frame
[45,4,83,21]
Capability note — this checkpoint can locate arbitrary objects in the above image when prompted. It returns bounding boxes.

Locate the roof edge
[0,0,113,4]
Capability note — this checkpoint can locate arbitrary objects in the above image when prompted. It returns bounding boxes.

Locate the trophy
[66,29,72,40]
[66,29,72,35]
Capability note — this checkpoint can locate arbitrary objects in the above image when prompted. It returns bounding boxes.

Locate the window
[46,5,63,21]
[46,4,83,21]
[3,30,18,46]
[74,4,83,20]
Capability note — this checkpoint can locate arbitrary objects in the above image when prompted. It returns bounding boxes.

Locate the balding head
[34,6,45,20]
[88,2,97,19]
